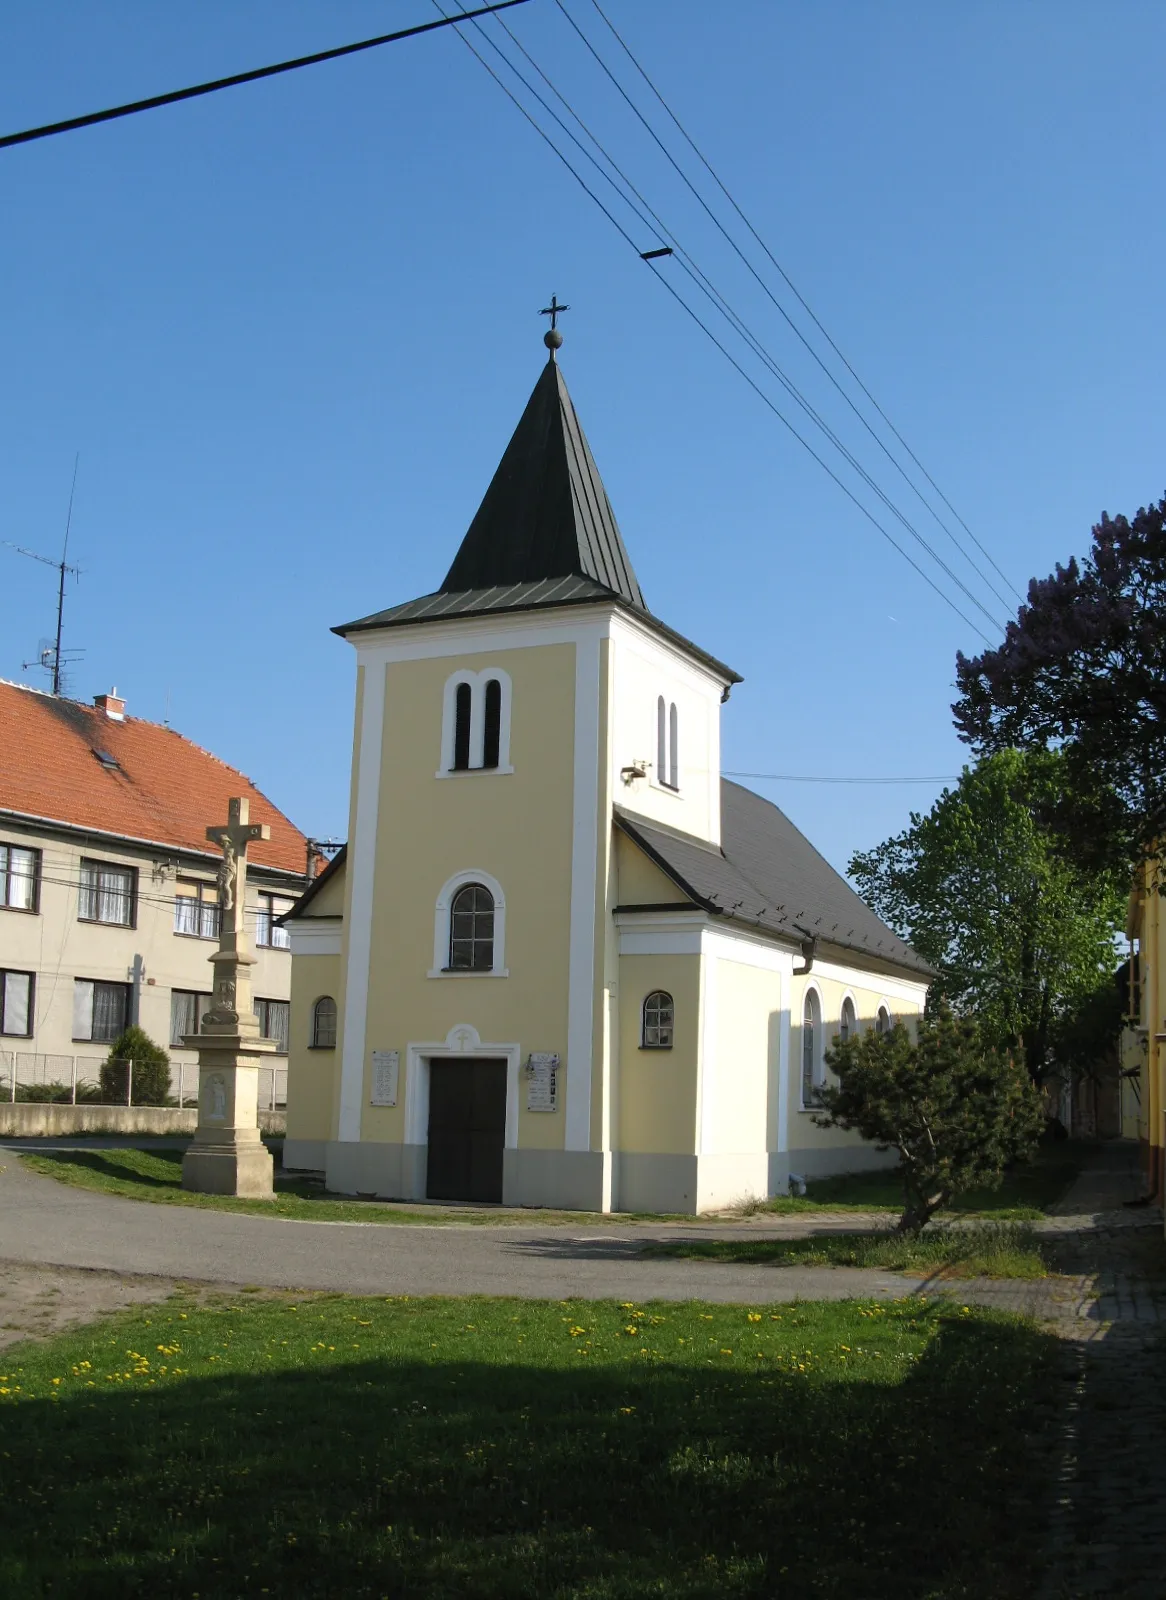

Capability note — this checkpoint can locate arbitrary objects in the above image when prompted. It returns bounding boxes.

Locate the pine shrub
[99,1026,172,1106]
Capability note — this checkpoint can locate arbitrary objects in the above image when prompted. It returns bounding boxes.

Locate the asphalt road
[0,1152,910,1305]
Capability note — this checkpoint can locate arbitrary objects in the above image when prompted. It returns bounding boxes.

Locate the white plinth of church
[182,797,276,1199]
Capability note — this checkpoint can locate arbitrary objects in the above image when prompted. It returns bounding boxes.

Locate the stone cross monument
[181,796,276,1198]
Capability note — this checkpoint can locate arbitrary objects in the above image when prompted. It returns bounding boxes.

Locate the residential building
[0,681,310,1104]
[283,339,931,1212]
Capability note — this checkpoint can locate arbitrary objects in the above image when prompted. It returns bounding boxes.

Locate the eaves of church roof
[615,780,934,981]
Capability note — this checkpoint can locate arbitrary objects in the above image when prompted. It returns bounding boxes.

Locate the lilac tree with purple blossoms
[953,497,1166,877]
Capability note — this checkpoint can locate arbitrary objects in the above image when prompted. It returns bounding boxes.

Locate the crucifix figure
[207,797,270,936]
[540,294,569,359]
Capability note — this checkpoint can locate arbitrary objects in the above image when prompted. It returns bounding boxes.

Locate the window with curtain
[311,996,338,1049]
[173,880,221,939]
[641,990,674,1049]
[447,883,495,971]
[0,844,39,911]
[73,978,130,1042]
[78,859,135,926]
[255,893,293,949]
[801,991,821,1104]
[254,998,290,1054]
[170,989,210,1047]
[0,970,33,1037]
[840,997,857,1043]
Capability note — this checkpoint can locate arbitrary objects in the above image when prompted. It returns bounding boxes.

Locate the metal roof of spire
[439,331,646,609]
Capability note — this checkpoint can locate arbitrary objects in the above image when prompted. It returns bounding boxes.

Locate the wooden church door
[426,1059,507,1203]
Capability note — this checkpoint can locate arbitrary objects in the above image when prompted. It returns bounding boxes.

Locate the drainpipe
[793,937,816,976]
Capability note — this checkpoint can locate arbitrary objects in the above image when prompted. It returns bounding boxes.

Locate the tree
[99,1026,172,1106]
[849,750,1125,1085]
[953,496,1166,877]
[816,1011,1045,1235]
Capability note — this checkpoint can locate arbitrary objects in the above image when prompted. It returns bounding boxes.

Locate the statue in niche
[206,1074,228,1121]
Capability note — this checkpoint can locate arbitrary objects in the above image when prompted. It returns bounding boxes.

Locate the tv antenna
[5,453,82,695]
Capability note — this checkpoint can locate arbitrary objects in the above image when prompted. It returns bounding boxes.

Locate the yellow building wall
[707,958,776,1156]
[616,953,700,1153]
[357,642,578,1152]
[613,829,690,906]
[285,951,343,1144]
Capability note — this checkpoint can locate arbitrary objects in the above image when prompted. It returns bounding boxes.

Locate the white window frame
[800,983,824,1109]
[653,694,680,793]
[430,868,508,977]
[437,667,513,776]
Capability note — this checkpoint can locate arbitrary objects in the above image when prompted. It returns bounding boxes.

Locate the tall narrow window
[255,892,293,949]
[876,1006,892,1035]
[642,990,674,1049]
[839,997,857,1043]
[453,682,472,771]
[170,989,209,1047]
[0,970,33,1037]
[73,978,130,1043]
[447,883,495,972]
[483,678,502,769]
[668,702,679,789]
[311,996,338,1049]
[0,844,39,911]
[254,998,290,1054]
[801,991,820,1104]
[657,695,666,783]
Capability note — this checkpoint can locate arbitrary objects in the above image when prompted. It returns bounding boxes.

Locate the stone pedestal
[182,1044,275,1198]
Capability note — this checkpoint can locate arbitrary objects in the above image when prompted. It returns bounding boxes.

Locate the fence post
[127,1059,133,1108]
[10,1057,15,1103]
[71,1056,78,1106]
[179,1060,185,1109]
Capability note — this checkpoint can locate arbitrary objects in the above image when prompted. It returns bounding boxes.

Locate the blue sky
[1,2,1162,873]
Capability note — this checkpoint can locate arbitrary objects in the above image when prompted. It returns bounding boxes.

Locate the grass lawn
[757,1140,1088,1219]
[0,1291,1062,1599]
[12,1147,677,1227]
[646,1223,1048,1278]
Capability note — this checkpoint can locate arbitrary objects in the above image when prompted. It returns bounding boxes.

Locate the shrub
[817,1009,1045,1235]
[99,1027,171,1106]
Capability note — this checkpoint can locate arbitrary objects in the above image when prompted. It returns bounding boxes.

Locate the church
[283,323,930,1213]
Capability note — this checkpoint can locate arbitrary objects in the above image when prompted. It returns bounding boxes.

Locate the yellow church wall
[705,957,775,1158]
[357,642,578,1151]
[303,869,346,919]
[616,954,700,1154]
[613,828,690,906]
[285,951,343,1153]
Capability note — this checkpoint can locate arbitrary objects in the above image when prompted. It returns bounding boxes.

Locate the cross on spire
[540,294,569,360]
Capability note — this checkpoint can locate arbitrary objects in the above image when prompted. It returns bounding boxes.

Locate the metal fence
[0,1051,286,1109]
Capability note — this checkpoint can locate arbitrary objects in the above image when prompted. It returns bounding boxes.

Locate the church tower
[284,318,929,1213]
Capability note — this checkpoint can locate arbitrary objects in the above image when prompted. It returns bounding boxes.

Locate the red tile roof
[0,680,310,876]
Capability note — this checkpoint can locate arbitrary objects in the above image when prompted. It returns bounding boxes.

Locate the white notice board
[370,1050,400,1106]
[526,1052,560,1112]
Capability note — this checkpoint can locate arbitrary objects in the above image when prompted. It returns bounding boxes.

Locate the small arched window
[839,997,857,1043]
[802,990,821,1104]
[453,682,472,771]
[657,696,667,783]
[876,1005,892,1035]
[668,702,679,789]
[448,883,495,972]
[642,990,674,1049]
[311,996,337,1049]
[483,677,502,769]
[655,695,680,791]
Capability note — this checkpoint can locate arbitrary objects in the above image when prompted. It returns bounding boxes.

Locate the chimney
[94,687,126,721]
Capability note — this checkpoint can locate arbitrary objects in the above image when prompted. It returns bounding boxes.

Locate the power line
[437,4,996,643]
[468,3,1006,633]
[0,1,530,151]
[577,0,1022,609]
[724,771,959,786]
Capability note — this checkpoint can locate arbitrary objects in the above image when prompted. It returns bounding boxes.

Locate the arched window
[483,677,502,769]
[311,996,337,1049]
[802,990,821,1104]
[448,883,495,972]
[876,1005,892,1035]
[668,701,679,789]
[453,682,472,771]
[839,996,857,1043]
[642,990,674,1049]
[441,669,512,775]
[657,695,667,783]
[655,695,680,791]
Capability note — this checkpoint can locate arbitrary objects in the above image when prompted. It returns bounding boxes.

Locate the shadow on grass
[0,1315,1061,1599]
